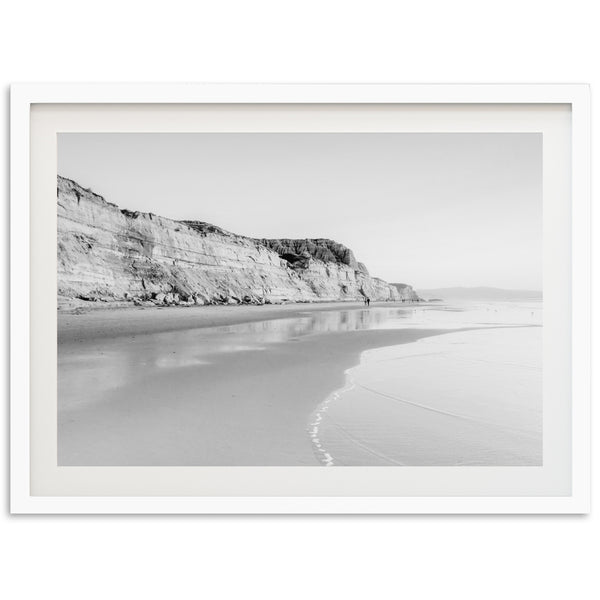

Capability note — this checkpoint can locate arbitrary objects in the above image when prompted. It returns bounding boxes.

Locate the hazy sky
[58,133,542,290]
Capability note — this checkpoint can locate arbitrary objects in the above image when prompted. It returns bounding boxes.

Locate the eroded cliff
[57,175,420,307]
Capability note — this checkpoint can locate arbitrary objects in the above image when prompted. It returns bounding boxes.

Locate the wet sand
[58,302,451,465]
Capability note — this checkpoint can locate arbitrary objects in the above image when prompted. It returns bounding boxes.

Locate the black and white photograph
[57,132,543,467]
[3,1,597,596]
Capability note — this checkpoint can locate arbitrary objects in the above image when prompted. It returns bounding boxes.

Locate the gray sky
[58,133,542,290]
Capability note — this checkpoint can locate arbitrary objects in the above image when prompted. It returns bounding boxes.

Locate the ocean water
[309,301,543,466]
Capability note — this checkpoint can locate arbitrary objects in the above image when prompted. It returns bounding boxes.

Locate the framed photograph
[10,84,590,514]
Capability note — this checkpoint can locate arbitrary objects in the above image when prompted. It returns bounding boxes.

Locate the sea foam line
[307,372,356,466]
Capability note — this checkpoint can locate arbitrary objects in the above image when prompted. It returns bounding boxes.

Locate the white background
[1,2,596,599]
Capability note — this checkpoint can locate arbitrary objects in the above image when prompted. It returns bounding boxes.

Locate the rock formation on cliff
[57,175,421,307]
[258,238,363,271]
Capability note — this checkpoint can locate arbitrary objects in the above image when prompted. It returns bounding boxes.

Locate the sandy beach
[58,300,542,466]
[58,302,450,465]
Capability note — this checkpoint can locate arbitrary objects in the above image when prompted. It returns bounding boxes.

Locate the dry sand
[58,301,410,342]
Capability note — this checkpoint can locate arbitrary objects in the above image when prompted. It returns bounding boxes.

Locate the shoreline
[59,325,458,466]
[57,300,540,466]
[58,301,460,466]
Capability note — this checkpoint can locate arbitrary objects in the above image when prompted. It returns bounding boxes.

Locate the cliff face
[390,283,421,302]
[57,176,420,306]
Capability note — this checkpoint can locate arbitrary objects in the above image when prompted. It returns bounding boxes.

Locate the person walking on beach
[366,297,370,307]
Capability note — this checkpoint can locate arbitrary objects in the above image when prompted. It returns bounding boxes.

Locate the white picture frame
[10,83,591,514]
